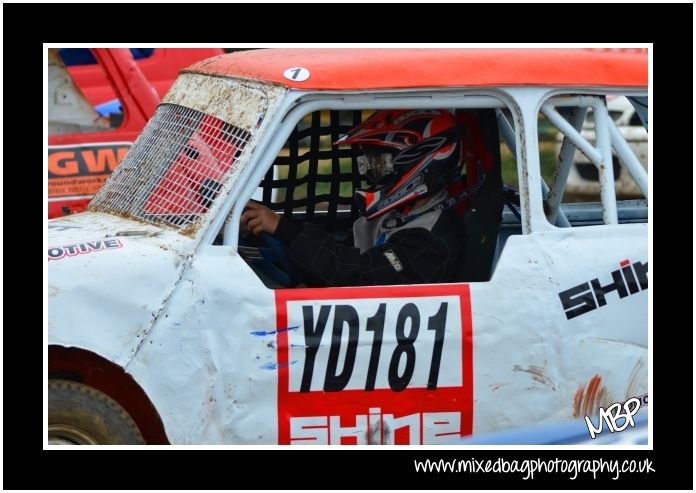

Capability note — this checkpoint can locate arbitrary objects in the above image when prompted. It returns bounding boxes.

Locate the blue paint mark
[259,360,297,371]
[173,322,182,327]
[256,355,260,360]
[250,326,299,337]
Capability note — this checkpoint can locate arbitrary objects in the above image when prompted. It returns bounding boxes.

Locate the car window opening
[236,107,517,289]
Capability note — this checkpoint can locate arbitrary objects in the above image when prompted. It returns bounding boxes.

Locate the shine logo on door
[274,284,473,445]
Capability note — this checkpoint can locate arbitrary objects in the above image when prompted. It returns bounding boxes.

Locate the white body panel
[124,246,278,443]
[124,224,646,443]
[48,212,193,367]
[470,224,647,432]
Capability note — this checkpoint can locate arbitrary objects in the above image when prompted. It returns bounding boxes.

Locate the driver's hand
[241,201,281,236]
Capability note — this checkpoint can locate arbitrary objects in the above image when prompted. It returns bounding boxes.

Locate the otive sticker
[48,239,123,261]
[275,284,472,445]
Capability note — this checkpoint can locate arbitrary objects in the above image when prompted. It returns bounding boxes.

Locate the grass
[501,140,558,188]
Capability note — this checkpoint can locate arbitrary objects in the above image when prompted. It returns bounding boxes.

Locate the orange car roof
[187,48,647,90]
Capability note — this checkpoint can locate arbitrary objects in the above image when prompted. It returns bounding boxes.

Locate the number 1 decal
[283,67,310,82]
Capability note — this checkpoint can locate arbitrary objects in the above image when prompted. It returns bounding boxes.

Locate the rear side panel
[470,224,648,432]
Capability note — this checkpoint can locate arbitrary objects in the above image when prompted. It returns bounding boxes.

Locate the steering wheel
[238,233,301,288]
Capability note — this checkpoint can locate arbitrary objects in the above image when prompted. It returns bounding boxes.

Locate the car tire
[48,379,145,445]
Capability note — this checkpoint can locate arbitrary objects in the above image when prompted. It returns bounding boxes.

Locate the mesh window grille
[260,110,367,232]
[90,104,250,231]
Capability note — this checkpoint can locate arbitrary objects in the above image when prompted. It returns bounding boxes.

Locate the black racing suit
[273,205,464,287]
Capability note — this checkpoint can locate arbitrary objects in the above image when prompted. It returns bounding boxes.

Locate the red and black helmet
[336,109,464,220]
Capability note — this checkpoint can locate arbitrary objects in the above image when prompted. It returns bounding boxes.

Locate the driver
[240,109,466,287]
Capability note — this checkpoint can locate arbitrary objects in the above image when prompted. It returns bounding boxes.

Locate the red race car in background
[47,48,224,218]
[62,48,224,106]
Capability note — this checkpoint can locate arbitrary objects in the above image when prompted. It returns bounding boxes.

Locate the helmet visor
[356,151,394,184]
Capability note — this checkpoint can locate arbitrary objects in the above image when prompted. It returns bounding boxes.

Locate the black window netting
[259,110,366,232]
